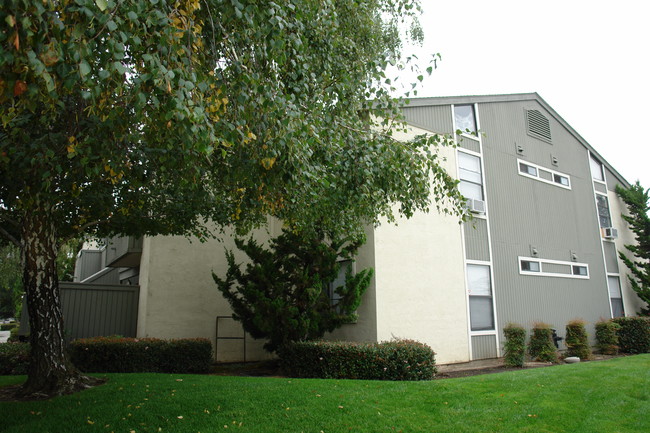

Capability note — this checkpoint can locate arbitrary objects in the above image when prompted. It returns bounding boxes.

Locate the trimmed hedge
[503,323,526,367]
[565,319,591,360]
[528,323,559,363]
[0,342,29,375]
[281,339,436,380]
[69,337,213,373]
[595,320,620,355]
[613,317,650,354]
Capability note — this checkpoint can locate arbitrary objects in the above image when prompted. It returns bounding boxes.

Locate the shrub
[281,339,436,380]
[613,316,650,354]
[0,323,17,331]
[69,337,213,373]
[564,319,592,360]
[0,342,29,375]
[528,323,559,363]
[503,323,526,367]
[595,320,620,355]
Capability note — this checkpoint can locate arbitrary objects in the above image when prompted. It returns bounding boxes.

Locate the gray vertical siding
[402,105,453,134]
[74,250,103,281]
[471,335,498,359]
[19,283,139,341]
[464,219,490,261]
[458,137,481,153]
[478,100,612,342]
[603,241,619,273]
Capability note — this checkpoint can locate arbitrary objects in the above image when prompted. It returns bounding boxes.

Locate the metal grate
[526,109,551,142]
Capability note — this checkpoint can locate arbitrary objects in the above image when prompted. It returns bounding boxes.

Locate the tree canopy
[616,181,650,315]
[0,0,464,397]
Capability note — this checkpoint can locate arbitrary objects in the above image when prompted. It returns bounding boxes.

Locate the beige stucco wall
[608,190,647,315]
[137,220,284,362]
[371,125,469,364]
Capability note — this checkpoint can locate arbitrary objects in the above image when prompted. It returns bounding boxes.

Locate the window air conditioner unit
[468,198,486,214]
[602,227,618,239]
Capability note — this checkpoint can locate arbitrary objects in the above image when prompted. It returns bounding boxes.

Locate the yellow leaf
[87,420,95,425]
[260,157,276,170]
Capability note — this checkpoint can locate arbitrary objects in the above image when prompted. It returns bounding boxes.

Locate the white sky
[396,0,649,188]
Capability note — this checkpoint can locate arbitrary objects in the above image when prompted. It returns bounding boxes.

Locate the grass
[1,355,649,433]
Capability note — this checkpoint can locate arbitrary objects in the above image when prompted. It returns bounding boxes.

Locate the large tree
[0,0,465,398]
[616,182,650,315]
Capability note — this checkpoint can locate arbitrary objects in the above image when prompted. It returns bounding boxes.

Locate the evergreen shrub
[503,323,526,367]
[0,342,29,375]
[0,323,17,331]
[281,339,436,380]
[565,319,591,360]
[613,316,650,354]
[69,337,213,373]
[528,323,559,363]
[595,319,620,355]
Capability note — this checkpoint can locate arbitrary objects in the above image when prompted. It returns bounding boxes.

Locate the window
[517,159,571,189]
[590,155,605,181]
[519,162,537,176]
[596,194,612,228]
[467,264,495,331]
[572,265,588,276]
[454,105,477,135]
[519,256,589,279]
[553,174,570,187]
[521,260,540,272]
[328,260,352,307]
[607,276,625,318]
[458,151,483,201]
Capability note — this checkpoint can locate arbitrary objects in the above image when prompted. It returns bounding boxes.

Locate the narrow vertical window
[328,260,353,308]
[467,264,495,331]
[454,105,477,135]
[608,276,625,318]
[458,152,483,201]
[590,155,605,181]
[596,194,612,228]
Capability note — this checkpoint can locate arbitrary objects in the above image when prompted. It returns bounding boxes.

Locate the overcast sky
[396,0,649,188]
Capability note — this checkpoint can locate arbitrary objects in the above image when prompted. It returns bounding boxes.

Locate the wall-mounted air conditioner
[602,227,618,239]
[468,198,486,214]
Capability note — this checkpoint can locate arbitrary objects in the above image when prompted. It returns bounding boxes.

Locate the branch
[0,224,20,248]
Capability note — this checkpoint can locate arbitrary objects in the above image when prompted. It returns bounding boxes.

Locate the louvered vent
[526,109,551,142]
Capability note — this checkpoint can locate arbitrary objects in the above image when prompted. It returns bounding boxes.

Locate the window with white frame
[458,151,483,202]
[519,257,590,279]
[517,159,571,189]
[466,264,495,331]
[607,276,625,318]
[590,155,605,182]
[454,105,477,135]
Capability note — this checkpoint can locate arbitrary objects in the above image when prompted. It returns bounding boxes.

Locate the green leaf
[79,61,91,77]
[127,11,138,21]
[95,0,108,12]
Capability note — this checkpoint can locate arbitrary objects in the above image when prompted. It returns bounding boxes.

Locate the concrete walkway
[0,331,10,343]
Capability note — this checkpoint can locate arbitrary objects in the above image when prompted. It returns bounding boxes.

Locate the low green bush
[595,320,620,355]
[613,316,650,354]
[503,323,526,367]
[565,319,591,360]
[69,337,213,373]
[528,323,559,363]
[281,339,436,380]
[0,323,17,331]
[0,342,29,375]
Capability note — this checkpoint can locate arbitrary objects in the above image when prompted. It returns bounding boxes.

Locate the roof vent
[526,109,552,142]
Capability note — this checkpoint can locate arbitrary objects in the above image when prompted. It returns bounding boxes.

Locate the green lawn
[1,355,649,433]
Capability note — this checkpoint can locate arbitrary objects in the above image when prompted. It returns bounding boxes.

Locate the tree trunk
[18,208,102,399]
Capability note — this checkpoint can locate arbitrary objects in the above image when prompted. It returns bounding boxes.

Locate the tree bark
[18,207,102,399]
